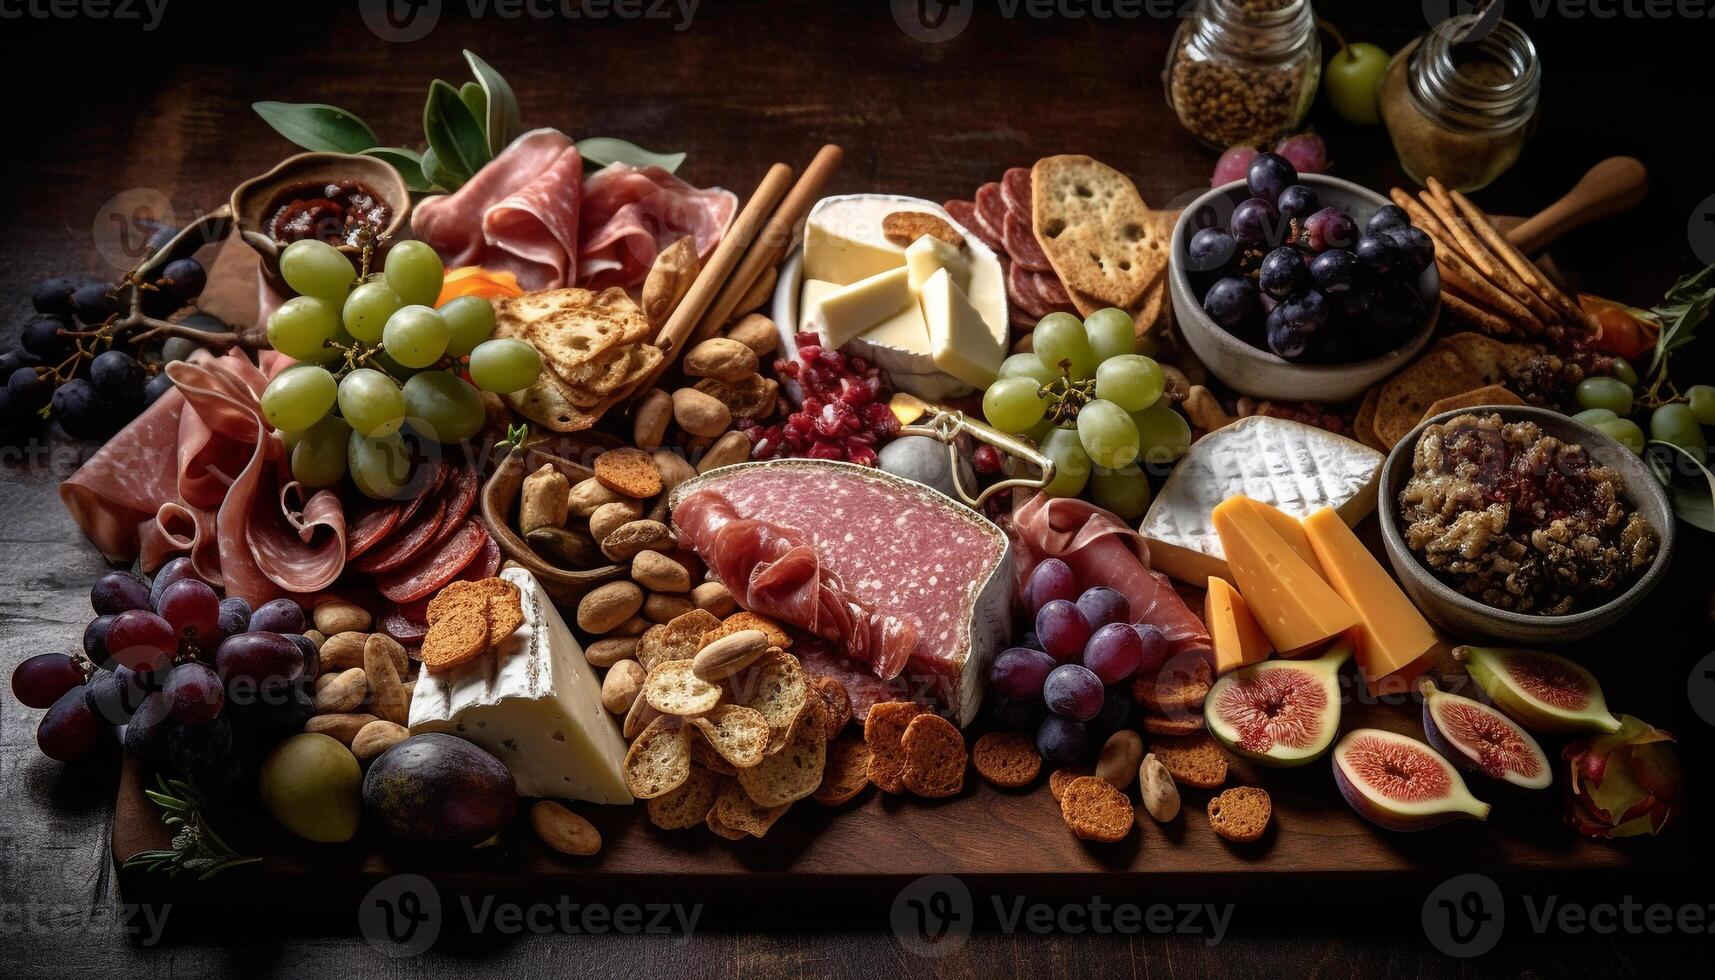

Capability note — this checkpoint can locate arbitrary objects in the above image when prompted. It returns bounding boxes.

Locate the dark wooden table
[3,1,1712,975]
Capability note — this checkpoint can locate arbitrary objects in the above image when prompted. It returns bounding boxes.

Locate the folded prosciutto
[412,128,737,292]
[1011,494,1212,663]
[59,349,347,606]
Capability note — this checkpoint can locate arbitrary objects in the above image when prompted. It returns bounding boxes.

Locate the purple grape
[1245,152,1298,205]
[215,596,252,642]
[85,666,149,724]
[83,614,117,669]
[1202,276,1258,330]
[1024,559,1078,618]
[1083,623,1145,684]
[1019,631,1042,652]
[1303,207,1358,252]
[989,646,1058,699]
[214,631,304,686]
[1257,247,1307,300]
[1277,184,1319,223]
[1186,227,1237,273]
[164,661,224,723]
[12,653,85,709]
[105,609,178,673]
[1355,235,1398,280]
[249,598,305,635]
[1035,716,1091,765]
[1043,663,1104,721]
[1268,289,1330,361]
[148,556,197,609]
[38,685,105,761]
[1075,587,1130,632]
[230,684,314,733]
[1396,226,1435,273]
[1092,686,1135,734]
[990,695,1048,732]
[1333,288,1376,320]
[1309,249,1363,295]
[1366,203,1410,236]
[122,692,174,766]
[158,578,220,647]
[1272,132,1327,175]
[1134,625,1169,673]
[91,570,151,616]
[1035,599,1092,661]
[287,633,320,677]
[1230,198,1280,246]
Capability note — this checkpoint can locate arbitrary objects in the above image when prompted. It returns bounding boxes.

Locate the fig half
[1454,646,1621,735]
[1332,728,1491,831]
[1420,679,1551,791]
[1205,643,1349,767]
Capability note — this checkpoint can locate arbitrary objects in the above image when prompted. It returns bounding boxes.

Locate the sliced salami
[345,500,402,560]
[973,183,1011,253]
[944,199,1002,254]
[375,520,488,603]
[1002,204,1053,273]
[380,610,428,646]
[1008,263,1075,319]
[396,461,451,528]
[425,465,480,548]
[350,496,449,574]
[1000,167,1033,216]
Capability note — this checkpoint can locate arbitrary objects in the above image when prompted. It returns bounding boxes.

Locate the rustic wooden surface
[3,1,1712,975]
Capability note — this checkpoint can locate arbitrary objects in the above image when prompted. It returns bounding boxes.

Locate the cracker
[737,718,827,807]
[594,447,662,499]
[1060,776,1134,843]
[972,731,1040,789]
[687,724,738,775]
[647,765,720,830]
[813,731,873,805]
[638,609,720,673]
[736,649,809,754]
[883,211,964,249]
[642,659,723,717]
[713,777,790,838]
[420,611,490,674]
[515,286,649,370]
[503,368,601,433]
[622,716,690,799]
[1441,332,1539,385]
[1440,291,1515,338]
[1048,767,1092,801]
[704,801,750,841]
[1131,656,1213,713]
[863,700,926,794]
[1353,387,1384,451]
[1142,711,1206,736]
[808,674,852,739]
[481,579,523,646]
[1373,347,1485,449]
[1422,384,1524,423]
[1148,731,1230,790]
[1207,785,1272,843]
[900,713,966,799]
[703,611,792,650]
[688,704,770,769]
[1031,155,1162,309]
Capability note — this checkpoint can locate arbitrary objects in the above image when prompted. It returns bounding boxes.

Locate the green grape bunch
[981,307,1191,516]
[260,238,543,496]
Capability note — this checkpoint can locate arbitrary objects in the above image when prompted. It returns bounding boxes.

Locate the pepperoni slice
[376,532,499,644]
[973,183,1010,253]
[396,460,451,527]
[1001,166,1033,216]
[1003,203,1053,273]
[380,610,428,646]
[375,521,488,603]
[425,465,480,548]
[345,500,402,560]
[945,199,1002,255]
[350,496,449,574]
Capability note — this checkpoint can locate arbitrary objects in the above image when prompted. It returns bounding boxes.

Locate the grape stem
[1318,17,1350,59]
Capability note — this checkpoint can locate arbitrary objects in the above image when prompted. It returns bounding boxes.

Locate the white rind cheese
[1141,417,1384,585]
[408,567,633,804]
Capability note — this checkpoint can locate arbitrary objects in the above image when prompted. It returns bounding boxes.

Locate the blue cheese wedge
[408,567,632,804]
[1140,417,1383,586]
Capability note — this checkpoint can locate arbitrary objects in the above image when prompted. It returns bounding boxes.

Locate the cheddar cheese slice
[1301,507,1438,695]
[1211,496,1357,655]
[1236,495,1323,576]
[1204,575,1272,675]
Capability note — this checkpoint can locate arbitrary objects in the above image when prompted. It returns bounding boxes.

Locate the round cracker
[689,704,770,769]
[642,659,723,717]
[862,700,926,794]
[737,720,827,808]
[813,732,873,806]
[900,713,966,799]
[1060,775,1134,843]
[622,716,690,799]
[734,648,808,754]
[1148,731,1230,790]
[647,766,721,830]
[973,731,1041,789]
[1208,785,1273,843]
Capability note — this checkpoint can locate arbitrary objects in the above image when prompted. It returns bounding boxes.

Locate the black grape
[22,317,75,361]
[90,350,145,408]
[51,379,113,439]
[70,281,119,324]
[33,277,79,317]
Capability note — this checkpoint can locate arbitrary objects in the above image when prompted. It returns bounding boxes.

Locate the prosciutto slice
[60,349,347,606]
[1011,494,1212,661]
[577,163,737,289]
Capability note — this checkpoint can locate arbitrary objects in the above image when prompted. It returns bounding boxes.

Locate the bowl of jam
[231,152,412,294]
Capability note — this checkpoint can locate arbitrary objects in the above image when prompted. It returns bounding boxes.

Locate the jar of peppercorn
[1163,0,1321,150]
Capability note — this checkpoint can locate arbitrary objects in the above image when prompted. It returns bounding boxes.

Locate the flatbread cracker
[1421,384,1525,422]
[1032,155,1162,309]
[1373,347,1485,448]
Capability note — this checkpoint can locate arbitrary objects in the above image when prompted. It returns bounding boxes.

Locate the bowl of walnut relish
[1379,407,1675,645]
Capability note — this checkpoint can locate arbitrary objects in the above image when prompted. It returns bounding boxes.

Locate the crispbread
[702,611,792,650]
[1048,767,1091,801]
[712,777,790,837]
[512,286,648,370]
[1207,785,1272,843]
[638,608,721,672]
[813,731,872,805]
[1373,347,1485,448]
[899,713,966,799]
[972,731,1040,788]
[1142,710,1205,736]
[1131,656,1212,713]
[647,765,720,830]
[863,700,925,794]
[1421,384,1525,423]
[734,648,808,754]
[1148,731,1230,790]
[1060,776,1134,843]
[622,716,690,799]
[594,447,663,499]
[1440,332,1539,385]
[1031,155,1162,310]
[642,659,723,717]
[808,674,852,738]
[689,704,770,769]
[420,609,489,674]
[737,718,827,807]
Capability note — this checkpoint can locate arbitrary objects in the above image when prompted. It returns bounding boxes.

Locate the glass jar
[1163,0,1321,150]
[1380,16,1541,192]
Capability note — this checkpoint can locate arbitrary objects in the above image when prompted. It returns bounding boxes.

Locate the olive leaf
[420,146,460,194]
[1646,441,1715,534]
[364,147,433,193]
[1645,264,1715,382]
[252,101,379,154]
[464,49,522,157]
[423,79,492,190]
[577,137,686,174]
[459,81,487,131]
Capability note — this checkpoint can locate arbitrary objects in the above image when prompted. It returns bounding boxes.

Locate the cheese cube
[1211,496,1357,655]
[408,568,633,804]
[810,266,913,348]
[1204,575,1272,674]
[1302,507,1438,695]
[905,234,970,295]
[920,267,1004,390]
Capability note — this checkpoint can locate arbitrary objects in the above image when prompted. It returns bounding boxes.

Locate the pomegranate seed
[795,331,819,348]
[847,444,878,467]
[973,444,1004,474]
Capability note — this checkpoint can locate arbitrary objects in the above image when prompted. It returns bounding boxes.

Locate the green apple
[1325,42,1390,126]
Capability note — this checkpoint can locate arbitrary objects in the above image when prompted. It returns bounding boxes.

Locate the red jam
[266,179,392,247]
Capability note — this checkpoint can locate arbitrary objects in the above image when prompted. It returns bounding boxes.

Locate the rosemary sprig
[122,776,261,880]
[1642,265,1715,399]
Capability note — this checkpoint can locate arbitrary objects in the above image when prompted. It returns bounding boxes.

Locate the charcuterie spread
[9,32,1705,886]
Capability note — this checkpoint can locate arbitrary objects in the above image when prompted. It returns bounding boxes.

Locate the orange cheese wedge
[1204,575,1272,674]
[1211,496,1358,655]
[1242,496,1324,576]
[1302,507,1439,695]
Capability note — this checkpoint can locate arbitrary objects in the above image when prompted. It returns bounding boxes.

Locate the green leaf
[423,79,492,188]
[464,50,522,157]
[576,137,686,174]
[1647,440,1715,533]
[252,101,379,154]
[459,81,487,132]
[420,145,460,193]
[363,147,433,194]
[1645,264,1715,381]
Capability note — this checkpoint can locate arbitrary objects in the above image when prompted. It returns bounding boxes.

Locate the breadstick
[1436,253,1537,330]
[1447,185,1592,328]
[1420,184,1556,324]
[1390,188,1451,240]
[1440,291,1514,337]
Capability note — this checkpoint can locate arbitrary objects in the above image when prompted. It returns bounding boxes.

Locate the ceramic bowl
[230,152,412,295]
[1377,405,1676,646]
[1169,174,1439,403]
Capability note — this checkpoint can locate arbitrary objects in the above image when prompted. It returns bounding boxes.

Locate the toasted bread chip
[688,704,770,769]
[732,648,808,754]
[713,778,791,838]
[704,784,750,840]
[863,700,926,794]
[813,731,873,806]
[900,713,966,799]
[808,674,852,739]
[883,211,964,249]
[738,719,828,807]
[1060,776,1135,843]
[622,692,663,740]
[1049,767,1092,801]
[1131,656,1213,713]
[622,716,690,799]
[642,659,723,717]
[973,731,1041,789]
[1142,711,1205,736]
[1031,154,1163,309]
[1148,731,1230,790]
[531,800,602,856]
[594,447,663,499]
[702,611,792,650]
[688,725,739,775]
[482,579,523,646]
[1208,785,1273,843]
[637,614,710,674]
[647,765,721,830]
[420,612,490,674]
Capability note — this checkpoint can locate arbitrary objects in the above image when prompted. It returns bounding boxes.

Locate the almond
[691,629,769,681]
[651,449,698,494]
[589,500,644,543]
[672,388,731,438]
[577,581,644,634]
[724,314,779,357]
[585,637,639,668]
[690,581,737,617]
[684,337,760,384]
[363,634,410,725]
[1096,730,1143,790]
[1138,753,1182,824]
[302,629,327,651]
[351,720,411,763]
[633,389,674,451]
[601,519,676,563]
[569,477,627,518]
[697,430,752,474]
[531,800,602,856]
[312,599,371,636]
[305,712,379,745]
[314,668,368,714]
[631,550,692,593]
[317,631,369,673]
[643,593,695,624]
[601,659,647,715]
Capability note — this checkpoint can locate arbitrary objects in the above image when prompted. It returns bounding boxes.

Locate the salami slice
[973,183,1011,255]
[425,465,480,548]
[1000,167,1033,216]
[1003,204,1053,273]
[380,610,428,646]
[375,520,488,603]
[345,501,402,560]
[944,199,1002,254]
[350,496,448,574]
[377,531,498,645]
[1008,263,1074,319]
[396,461,451,528]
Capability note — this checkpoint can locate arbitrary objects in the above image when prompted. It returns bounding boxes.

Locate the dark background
[2,0,1712,975]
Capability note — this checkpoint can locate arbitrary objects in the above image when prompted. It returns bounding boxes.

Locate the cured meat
[672,463,1012,724]
[60,349,347,606]
[376,521,489,603]
[397,461,451,527]
[1007,262,1075,320]
[792,634,937,722]
[411,129,586,291]
[944,199,1003,254]
[380,611,428,647]
[351,496,448,574]
[425,465,480,547]
[974,182,1010,246]
[1002,203,1053,273]
[345,500,402,560]
[379,531,499,645]
[1000,167,1033,216]
[1011,494,1212,662]
[577,163,737,289]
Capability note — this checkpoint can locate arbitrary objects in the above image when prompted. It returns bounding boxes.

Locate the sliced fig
[1420,679,1551,791]
[1332,728,1491,831]
[1205,643,1349,767]
[1454,646,1621,735]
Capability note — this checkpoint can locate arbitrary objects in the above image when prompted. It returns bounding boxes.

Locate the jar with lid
[1380,16,1541,192]
[1163,0,1321,150]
